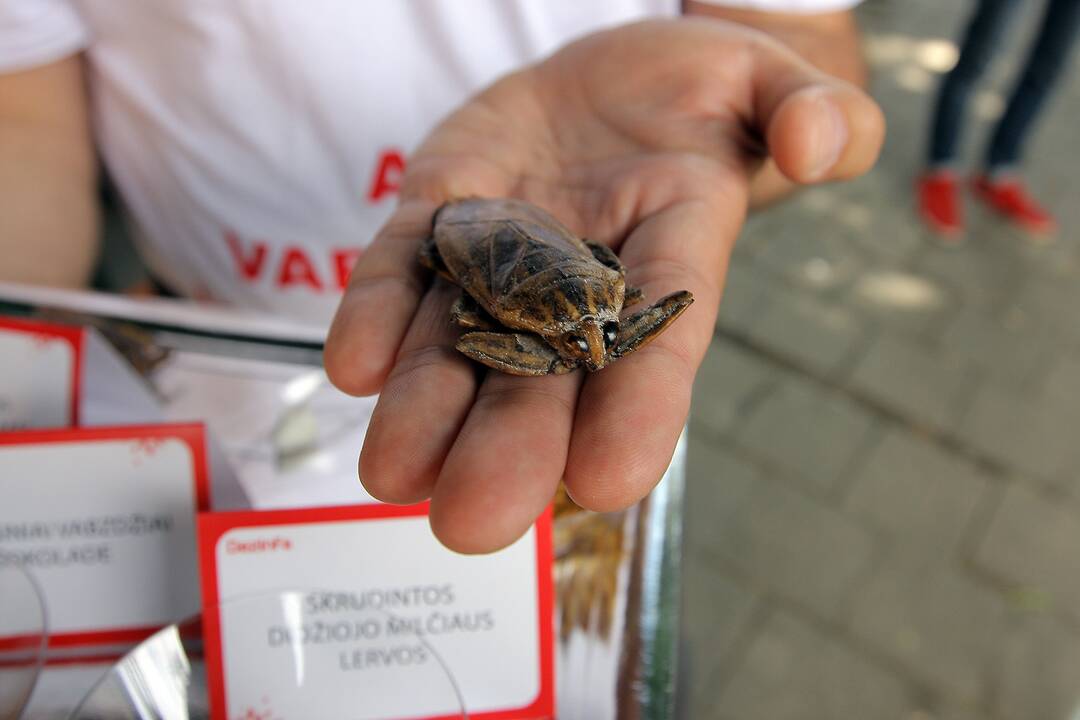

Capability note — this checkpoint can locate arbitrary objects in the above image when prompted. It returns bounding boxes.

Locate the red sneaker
[972,175,1057,236]
[916,170,964,238]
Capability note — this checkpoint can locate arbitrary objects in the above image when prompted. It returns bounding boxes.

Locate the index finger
[324,199,438,396]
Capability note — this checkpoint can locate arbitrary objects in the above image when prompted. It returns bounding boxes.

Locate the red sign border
[198,502,555,720]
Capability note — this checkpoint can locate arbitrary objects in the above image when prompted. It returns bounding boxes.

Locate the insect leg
[612,291,694,360]
[456,332,574,376]
[584,239,645,308]
[450,293,498,330]
[584,239,625,275]
[418,236,456,282]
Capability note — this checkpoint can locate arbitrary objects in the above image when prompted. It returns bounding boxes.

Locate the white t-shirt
[1,0,859,323]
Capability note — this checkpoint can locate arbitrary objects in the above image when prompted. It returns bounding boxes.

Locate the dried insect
[420,198,693,375]
[553,486,626,642]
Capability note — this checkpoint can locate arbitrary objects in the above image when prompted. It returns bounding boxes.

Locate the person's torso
[76,0,681,322]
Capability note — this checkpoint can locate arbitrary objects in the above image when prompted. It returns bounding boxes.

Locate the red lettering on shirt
[225,230,268,282]
[333,248,362,290]
[277,247,325,291]
[223,230,361,294]
[367,149,406,202]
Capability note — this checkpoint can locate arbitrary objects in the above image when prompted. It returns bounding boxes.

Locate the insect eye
[603,322,618,348]
[570,335,589,354]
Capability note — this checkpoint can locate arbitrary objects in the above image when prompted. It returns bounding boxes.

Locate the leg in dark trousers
[928,0,1024,166]
[984,0,1080,170]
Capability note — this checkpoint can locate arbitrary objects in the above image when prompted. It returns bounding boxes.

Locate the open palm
[325,19,884,553]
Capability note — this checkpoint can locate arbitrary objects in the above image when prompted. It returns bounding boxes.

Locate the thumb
[751,40,885,184]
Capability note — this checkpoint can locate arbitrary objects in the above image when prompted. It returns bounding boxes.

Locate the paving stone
[736,208,789,259]
[744,288,867,376]
[975,484,1080,624]
[716,258,774,335]
[1005,279,1080,348]
[677,1,1080,714]
[752,210,871,296]
[715,611,912,720]
[838,172,926,264]
[1015,239,1080,284]
[686,441,875,619]
[708,707,989,720]
[850,333,976,430]
[737,379,875,493]
[936,307,1055,390]
[960,383,1080,482]
[680,546,759,718]
[684,438,760,561]
[690,339,774,439]
[914,243,1025,312]
[846,269,957,340]
[992,616,1080,720]
[911,704,1003,720]
[1045,355,1080,399]
[786,178,919,267]
[849,561,1005,702]
[845,428,990,564]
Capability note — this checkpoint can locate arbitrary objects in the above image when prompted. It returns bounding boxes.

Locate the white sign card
[0,317,82,430]
[198,503,555,719]
[0,425,209,649]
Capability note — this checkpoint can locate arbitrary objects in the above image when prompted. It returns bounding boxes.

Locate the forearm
[0,57,99,287]
[685,3,868,207]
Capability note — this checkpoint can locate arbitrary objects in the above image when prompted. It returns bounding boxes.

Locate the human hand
[325,19,884,553]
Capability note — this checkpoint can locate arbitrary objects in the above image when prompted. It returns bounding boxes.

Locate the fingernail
[807,93,848,180]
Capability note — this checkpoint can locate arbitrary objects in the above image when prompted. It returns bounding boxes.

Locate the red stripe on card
[47,626,161,649]
[0,633,44,651]
[41,652,124,667]
[0,619,204,652]
[0,652,122,669]
[69,327,83,426]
